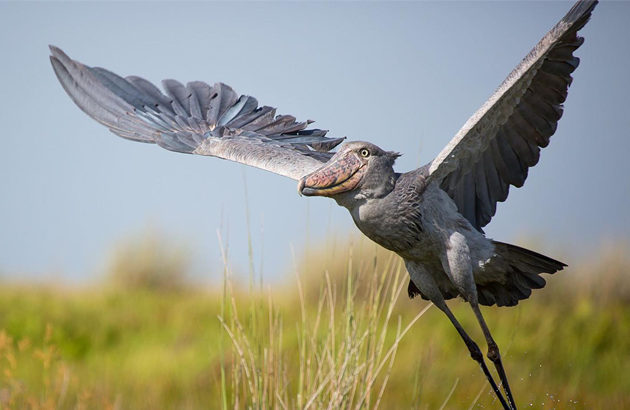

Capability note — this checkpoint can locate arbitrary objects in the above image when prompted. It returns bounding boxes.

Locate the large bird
[50,1,597,409]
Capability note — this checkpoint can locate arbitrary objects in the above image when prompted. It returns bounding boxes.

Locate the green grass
[0,238,629,410]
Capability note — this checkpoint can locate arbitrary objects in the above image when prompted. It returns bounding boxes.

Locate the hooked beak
[298,153,366,197]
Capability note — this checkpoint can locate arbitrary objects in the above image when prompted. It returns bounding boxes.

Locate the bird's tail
[476,241,567,307]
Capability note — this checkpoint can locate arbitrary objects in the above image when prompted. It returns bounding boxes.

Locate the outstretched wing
[49,46,345,180]
[427,0,597,231]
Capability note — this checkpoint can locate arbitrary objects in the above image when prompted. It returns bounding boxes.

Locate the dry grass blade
[467,383,487,410]
[276,392,289,410]
[373,316,402,410]
[218,316,256,399]
[438,378,460,410]
[291,244,308,409]
[354,303,433,410]
[304,371,334,410]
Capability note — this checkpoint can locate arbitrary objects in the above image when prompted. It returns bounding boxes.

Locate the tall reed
[216,227,431,410]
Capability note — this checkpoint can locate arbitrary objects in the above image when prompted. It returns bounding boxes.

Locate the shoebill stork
[50,1,597,408]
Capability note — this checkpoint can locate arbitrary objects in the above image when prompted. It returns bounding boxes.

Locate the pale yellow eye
[360,149,370,158]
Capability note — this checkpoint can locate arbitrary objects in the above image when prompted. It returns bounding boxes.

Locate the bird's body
[355,174,497,295]
[335,160,560,308]
[352,177,494,280]
[49,1,598,408]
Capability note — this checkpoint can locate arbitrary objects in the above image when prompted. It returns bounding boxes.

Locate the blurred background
[1,1,629,409]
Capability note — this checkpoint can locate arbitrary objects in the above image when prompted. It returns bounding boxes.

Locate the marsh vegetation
[0,234,628,410]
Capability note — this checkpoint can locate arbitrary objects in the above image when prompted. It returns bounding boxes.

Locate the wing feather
[427,0,597,231]
[50,46,344,180]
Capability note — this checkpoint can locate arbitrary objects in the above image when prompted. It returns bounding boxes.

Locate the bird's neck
[334,172,398,210]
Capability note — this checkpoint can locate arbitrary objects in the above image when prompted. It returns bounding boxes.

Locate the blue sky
[1,1,628,282]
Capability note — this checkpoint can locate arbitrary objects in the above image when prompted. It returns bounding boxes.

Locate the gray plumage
[427,0,595,231]
[49,46,344,181]
[50,1,597,409]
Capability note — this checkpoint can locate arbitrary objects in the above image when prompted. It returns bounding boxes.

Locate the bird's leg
[406,261,511,410]
[471,302,517,410]
[438,302,511,410]
[440,232,515,410]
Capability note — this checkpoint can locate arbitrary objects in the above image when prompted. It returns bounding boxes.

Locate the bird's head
[298,141,400,201]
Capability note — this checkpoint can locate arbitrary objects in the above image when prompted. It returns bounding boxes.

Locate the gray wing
[49,46,345,180]
[427,0,597,231]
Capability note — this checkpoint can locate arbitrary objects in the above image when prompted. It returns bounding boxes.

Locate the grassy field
[0,236,629,410]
